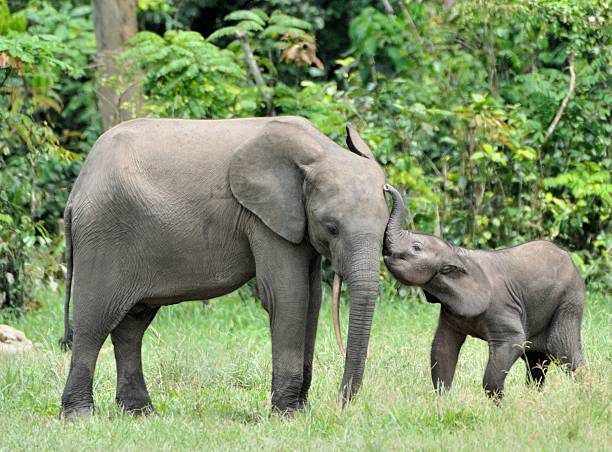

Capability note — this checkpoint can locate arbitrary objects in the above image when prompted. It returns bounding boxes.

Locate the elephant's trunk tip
[383,183,407,256]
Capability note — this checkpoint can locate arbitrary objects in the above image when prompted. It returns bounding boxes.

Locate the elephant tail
[59,205,74,352]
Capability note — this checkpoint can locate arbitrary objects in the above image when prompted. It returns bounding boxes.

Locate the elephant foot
[117,399,156,416]
[60,405,94,421]
[272,407,297,419]
[484,389,504,405]
[271,402,302,418]
[296,398,309,411]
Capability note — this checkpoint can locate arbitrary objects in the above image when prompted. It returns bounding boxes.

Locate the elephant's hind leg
[111,303,159,415]
[61,292,116,419]
[521,350,550,388]
[547,301,586,373]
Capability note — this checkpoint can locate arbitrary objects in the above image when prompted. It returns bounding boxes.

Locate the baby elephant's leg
[547,302,587,373]
[522,350,550,388]
[430,313,466,392]
[483,334,526,400]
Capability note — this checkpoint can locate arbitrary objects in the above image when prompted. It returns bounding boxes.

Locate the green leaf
[269,11,312,31]
[208,26,243,41]
[262,26,311,40]
[482,143,494,153]
[225,10,267,26]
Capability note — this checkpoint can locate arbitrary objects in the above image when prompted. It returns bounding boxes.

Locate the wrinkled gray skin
[60,116,388,419]
[383,185,586,399]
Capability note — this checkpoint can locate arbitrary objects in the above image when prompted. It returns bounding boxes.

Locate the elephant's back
[493,241,584,337]
[75,118,266,190]
[67,118,271,251]
[502,241,580,286]
[71,116,319,201]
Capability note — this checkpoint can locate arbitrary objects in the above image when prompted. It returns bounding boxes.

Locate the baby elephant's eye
[326,223,339,236]
[439,265,457,275]
[412,243,423,252]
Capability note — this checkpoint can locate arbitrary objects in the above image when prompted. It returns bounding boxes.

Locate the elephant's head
[229,118,388,405]
[383,184,491,318]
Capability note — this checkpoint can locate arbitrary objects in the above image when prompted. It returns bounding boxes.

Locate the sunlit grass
[0,289,609,450]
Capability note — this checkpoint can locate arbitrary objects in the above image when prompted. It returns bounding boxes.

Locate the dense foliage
[0,0,610,307]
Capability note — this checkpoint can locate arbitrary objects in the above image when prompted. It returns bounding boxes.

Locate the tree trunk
[92,0,139,131]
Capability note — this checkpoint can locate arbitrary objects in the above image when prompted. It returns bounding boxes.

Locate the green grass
[0,288,610,450]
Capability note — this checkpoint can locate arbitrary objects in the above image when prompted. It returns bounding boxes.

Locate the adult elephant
[60,116,388,419]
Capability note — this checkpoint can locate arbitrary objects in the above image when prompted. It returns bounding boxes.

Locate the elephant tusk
[332,273,346,357]
[332,273,371,359]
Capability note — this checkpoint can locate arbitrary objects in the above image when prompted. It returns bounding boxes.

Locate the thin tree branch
[444,0,458,22]
[542,53,576,146]
[381,0,395,15]
[236,31,273,115]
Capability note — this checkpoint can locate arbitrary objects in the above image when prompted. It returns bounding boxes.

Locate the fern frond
[225,10,266,26]
[127,31,165,46]
[160,66,199,94]
[236,20,264,33]
[251,8,269,22]
[157,57,191,78]
[269,11,312,31]
[208,26,243,41]
[263,26,313,41]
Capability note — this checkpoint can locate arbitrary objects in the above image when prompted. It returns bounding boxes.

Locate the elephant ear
[424,255,492,318]
[346,125,376,160]
[229,121,324,244]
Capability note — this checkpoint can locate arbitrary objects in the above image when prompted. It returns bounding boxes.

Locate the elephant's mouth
[382,254,399,267]
[383,255,420,287]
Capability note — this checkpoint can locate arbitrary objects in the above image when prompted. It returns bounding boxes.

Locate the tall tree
[92,0,138,131]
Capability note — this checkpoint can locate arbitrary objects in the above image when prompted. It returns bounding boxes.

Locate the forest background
[1,0,609,309]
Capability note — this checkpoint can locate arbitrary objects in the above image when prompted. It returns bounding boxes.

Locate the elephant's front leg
[252,231,315,415]
[431,311,466,392]
[298,255,322,409]
[483,333,526,400]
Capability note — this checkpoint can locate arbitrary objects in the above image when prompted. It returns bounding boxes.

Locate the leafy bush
[0,0,90,307]
[122,30,253,118]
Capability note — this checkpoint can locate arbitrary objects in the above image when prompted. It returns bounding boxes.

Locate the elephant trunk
[338,243,380,407]
[383,184,407,256]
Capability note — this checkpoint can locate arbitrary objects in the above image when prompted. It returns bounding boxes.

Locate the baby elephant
[382,185,586,399]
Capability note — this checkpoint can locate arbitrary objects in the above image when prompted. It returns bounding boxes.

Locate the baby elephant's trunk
[383,184,407,255]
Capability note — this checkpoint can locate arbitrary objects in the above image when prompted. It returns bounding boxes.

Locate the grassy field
[0,287,610,451]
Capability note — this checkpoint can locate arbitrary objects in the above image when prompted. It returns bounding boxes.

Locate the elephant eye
[439,265,457,275]
[325,222,339,236]
[412,242,423,252]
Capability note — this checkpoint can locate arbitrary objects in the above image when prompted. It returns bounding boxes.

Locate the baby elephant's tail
[59,205,74,352]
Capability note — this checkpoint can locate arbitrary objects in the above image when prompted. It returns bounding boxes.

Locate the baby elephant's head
[382,184,492,318]
[382,184,465,286]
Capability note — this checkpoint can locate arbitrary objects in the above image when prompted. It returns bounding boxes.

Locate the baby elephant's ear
[427,258,492,318]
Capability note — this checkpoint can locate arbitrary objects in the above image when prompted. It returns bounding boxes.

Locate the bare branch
[381,0,395,15]
[542,53,576,146]
[236,31,273,115]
